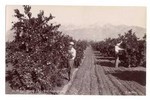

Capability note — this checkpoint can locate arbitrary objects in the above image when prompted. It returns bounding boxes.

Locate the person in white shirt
[68,42,76,81]
[115,41,124,53]
[115,41,124,68]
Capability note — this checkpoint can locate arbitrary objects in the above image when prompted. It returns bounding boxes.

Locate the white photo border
[1,0,149,100]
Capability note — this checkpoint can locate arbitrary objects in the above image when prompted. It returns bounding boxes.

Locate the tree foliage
[92,29,146,67]
[6,5,87,93]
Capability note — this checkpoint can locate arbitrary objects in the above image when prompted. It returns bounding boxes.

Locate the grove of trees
[6,5,87,93]
[91,29,146,67]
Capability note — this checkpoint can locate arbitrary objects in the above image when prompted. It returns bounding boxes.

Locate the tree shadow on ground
[93,51,103,56]
[95,61,115,67]
[110,70,146,86]
[96,57,115,61]
[94,54,103,57]
[93,51,100,54]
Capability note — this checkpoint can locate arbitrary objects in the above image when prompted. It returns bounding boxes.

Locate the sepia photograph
[5,5,146,95]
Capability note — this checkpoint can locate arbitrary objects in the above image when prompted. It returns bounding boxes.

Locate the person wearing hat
[115,41,125,68]
[68,41,76,81]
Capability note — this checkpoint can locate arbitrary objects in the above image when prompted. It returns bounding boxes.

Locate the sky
[6,5,146,31]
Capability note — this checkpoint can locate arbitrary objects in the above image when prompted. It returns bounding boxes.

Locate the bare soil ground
[64,46,146,95]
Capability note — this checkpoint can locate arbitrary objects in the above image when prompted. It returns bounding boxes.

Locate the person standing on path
[115,41,125,68]
[68,41,76,81]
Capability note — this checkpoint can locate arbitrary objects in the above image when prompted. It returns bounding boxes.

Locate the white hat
[69,42,74,45]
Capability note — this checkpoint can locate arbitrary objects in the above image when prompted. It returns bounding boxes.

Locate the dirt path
[63,46,146,95]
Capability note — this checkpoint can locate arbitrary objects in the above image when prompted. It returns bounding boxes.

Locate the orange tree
[6,5,87,93]
[91,29,146,67]
[74,40,88,67]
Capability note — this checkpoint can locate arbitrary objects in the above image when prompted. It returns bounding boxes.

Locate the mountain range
[59,24,146,41]
[6,24,146,42]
